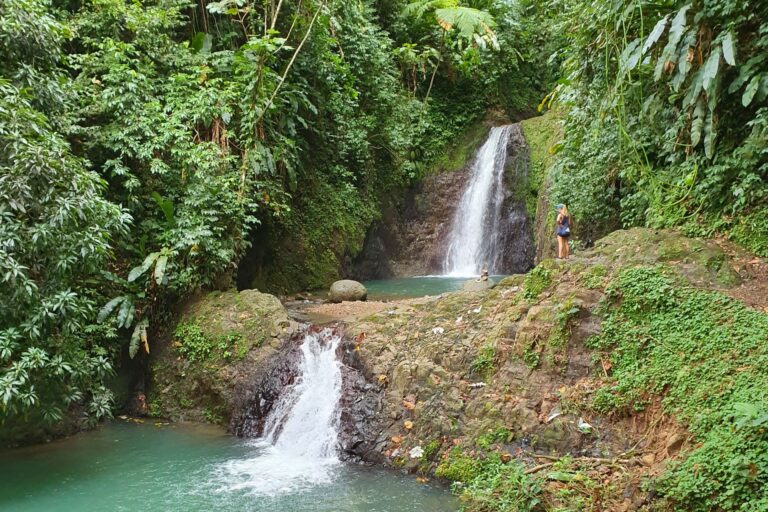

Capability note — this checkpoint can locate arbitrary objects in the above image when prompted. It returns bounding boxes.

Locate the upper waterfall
[442,125,514,276]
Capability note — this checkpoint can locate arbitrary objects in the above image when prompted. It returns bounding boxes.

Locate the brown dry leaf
[404,420,414,430]
[403,400,416,410]
[391,435,403,444]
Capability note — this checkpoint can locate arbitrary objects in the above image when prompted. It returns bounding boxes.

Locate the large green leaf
[129,319,148,359]
[116,296,135,329]
[97,296,126,323]
[434,7,495,39]
[742,75,761,107]
[690,98,706,148]
[153,255,168,285]
[655,5,690,81]
[722,31,736,66]
[642,15,669,54]
[702,46,720,92]
[127,252,160,283]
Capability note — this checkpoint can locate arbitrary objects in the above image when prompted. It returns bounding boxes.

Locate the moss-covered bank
[148,289,296,424]
[520,112,562,262]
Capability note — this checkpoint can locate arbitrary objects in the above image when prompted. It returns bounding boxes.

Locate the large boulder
[148,288,298,425]
[329,280,367,303]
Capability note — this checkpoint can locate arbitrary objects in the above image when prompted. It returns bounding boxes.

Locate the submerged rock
[462,278,495,292]
[329,280,367,303]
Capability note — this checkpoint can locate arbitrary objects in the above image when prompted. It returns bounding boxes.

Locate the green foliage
[458,453,543,512]
[202,405,225,424]
[173,322,243,363]
[578,265,607,290]
[435,447,482,482]
[547,0,768,245]
[522,265,552,301]
[422,439,442,461]
[476,427,512,450]
[471,343,497,380]
[589,266,768,510]
[0,0,128,430]
[174,323,213,363]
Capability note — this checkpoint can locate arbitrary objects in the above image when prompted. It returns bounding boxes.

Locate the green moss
[727,206,768,257]
[427,119,489,175]
[521,112,562,221]
[435,447,482,482]
[523,265,553,301]
[544,296,579,371]
[422,439,442,461]
[470,343,497,380]
[580,264,607,289]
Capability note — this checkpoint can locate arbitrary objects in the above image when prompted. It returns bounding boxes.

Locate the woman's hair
[559,204,569,217]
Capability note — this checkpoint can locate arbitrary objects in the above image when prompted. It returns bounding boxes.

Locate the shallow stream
[363,275,505,300]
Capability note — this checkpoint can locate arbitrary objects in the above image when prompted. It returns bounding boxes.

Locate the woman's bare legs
[557,236,564,259]
[564,238,570,259]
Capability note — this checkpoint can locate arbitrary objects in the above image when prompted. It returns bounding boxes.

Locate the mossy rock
[181,289,291,350]
[585,228,741,288]
[149,289,296,425]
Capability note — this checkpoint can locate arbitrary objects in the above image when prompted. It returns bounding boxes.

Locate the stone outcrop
[148,288,299,424]
[335,228,746,474]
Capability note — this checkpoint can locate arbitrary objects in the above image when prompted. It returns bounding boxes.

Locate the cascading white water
[443,125,513,277]
[263,329,342,457]
[215,329,344,496]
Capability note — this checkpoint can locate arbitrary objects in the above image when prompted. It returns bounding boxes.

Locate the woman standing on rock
[556,203,572,259]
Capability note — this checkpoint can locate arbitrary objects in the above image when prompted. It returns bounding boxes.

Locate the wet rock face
[229,335,304,437]
[345,168,471,279]
[496,124,535,274]
[338,339,387,462]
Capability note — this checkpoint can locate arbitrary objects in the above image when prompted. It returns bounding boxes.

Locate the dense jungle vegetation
[1,0,555,436]
[1,0,767,507]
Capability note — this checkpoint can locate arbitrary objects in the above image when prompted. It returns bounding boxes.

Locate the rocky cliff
[335,228,765,510]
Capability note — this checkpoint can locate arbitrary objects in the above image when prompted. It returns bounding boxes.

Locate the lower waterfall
[215,329,343,496]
